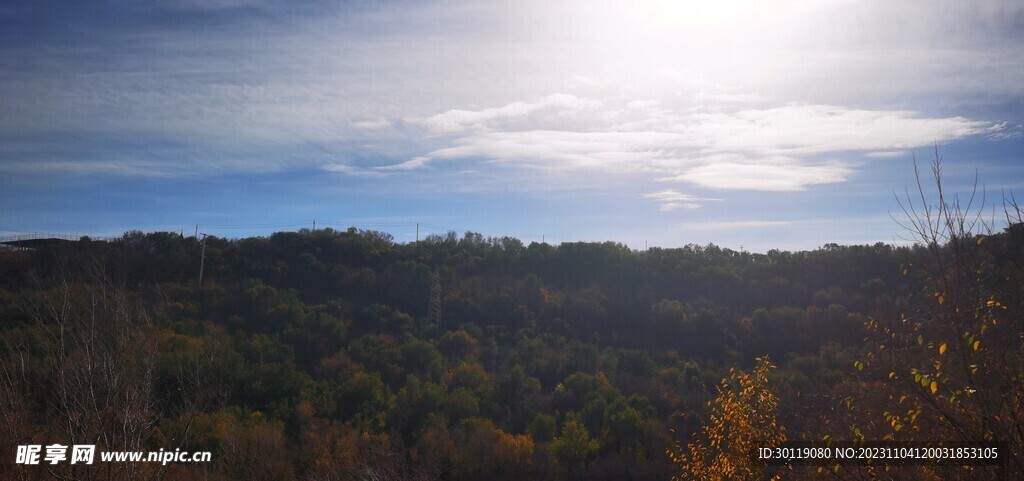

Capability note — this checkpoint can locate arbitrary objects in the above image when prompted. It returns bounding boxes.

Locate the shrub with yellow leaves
[666,357,786,481]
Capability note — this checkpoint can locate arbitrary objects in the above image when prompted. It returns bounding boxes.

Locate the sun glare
[547,0,829,95]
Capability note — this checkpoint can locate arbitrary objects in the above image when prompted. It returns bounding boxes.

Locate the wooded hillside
[2,219,1021,480]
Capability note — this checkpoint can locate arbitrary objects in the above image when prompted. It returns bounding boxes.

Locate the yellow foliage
[666,357,785,481]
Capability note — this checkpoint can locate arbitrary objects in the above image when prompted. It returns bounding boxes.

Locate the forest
[1,173,1022,481]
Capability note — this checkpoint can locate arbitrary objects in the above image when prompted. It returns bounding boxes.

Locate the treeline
[1,222,1021,480]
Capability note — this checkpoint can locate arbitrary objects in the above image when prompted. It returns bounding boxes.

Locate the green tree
[552,418,599,480]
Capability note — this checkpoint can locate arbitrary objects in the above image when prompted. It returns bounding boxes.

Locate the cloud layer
[643,190,723,211]
[1,0,1021,238]
[402,94,996,194]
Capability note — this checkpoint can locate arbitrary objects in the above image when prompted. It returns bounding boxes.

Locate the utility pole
[194,225,198,238]
[313,220,316,231]
[198,233,209,286]
[416,223,419,243]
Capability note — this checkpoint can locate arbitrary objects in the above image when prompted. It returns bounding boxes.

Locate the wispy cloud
[2,0,1022,245]
[2,0,1018,188]
[643,190,723,211]
[351,119,393,130]
[657,156,853,192]
[404,95,998,194]
[410,94,606,135]
[376,156,429,171]
[865,151,905,159]
[321,163,386,177]
[985,121,1024,140]
[0,160,177,177]
[674,220,799,231]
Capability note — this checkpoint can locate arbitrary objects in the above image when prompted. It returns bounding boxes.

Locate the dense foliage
[1,218,1021,480]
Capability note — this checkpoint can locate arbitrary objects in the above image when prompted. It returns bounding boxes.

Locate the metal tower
[428,270,442,328]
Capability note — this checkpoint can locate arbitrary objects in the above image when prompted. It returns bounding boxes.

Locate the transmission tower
[428,270,442,328]
[198,233,209,286]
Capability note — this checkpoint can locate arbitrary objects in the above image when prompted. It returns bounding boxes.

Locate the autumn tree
[667,357,786,481]
[0,267,162,481]
[852,152,1024,478]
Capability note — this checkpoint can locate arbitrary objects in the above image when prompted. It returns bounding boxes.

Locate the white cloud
[683,104,990,155]
[351,119,393,130]
[643,190,723,211]
[376,156,429,171]
[659,158,853,192]
[693,91,764,104]
[409,94,607,135]
[674,220,798,231]
[2,0,1019,198]
[321,163,386,177]
[865,151,905,159]
[985,121,1024,140]
[407,95,995,193]
[0,160,177,177]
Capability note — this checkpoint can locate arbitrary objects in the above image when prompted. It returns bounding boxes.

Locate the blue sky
[2,0,1023,251]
